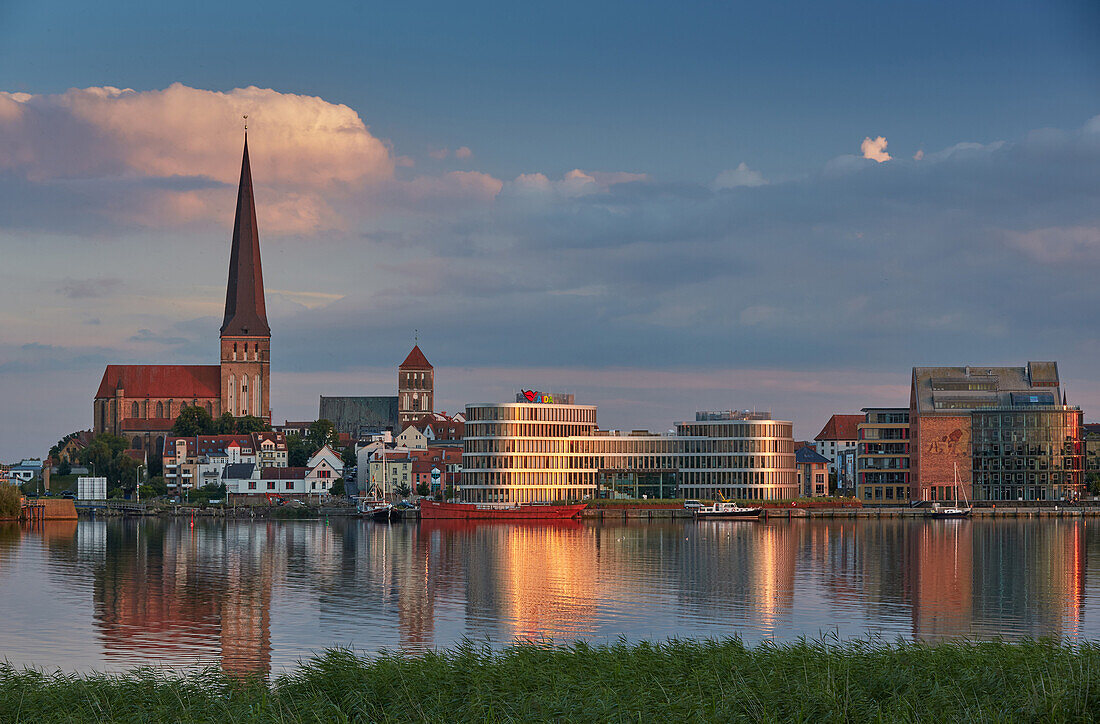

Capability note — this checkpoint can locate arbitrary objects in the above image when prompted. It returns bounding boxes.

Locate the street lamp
[136,464,144,502]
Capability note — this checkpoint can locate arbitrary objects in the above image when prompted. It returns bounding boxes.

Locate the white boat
[694,499,761,519]
[357,497,393,520]
[928,463,972,518]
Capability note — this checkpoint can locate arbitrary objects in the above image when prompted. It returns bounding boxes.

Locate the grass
[2,638,1100,722]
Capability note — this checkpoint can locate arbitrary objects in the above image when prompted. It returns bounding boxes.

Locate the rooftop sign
[517,390,575,405]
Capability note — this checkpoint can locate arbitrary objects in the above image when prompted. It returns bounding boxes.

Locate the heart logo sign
[522,390,537,402]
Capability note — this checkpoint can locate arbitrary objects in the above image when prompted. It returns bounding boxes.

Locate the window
[248,482,256,490]
[267,481,275,490]
[286,482,293,490]
[156,401,164,417]
[131,402,139,418]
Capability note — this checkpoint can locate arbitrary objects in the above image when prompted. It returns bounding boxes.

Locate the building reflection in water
[1,516,1095,675]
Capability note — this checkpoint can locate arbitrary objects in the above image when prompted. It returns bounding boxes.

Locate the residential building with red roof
[163,432,287,492]
[814,414,863,474]
[93,136,273,455]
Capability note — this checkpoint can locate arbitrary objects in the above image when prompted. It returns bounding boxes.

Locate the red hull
[419,500,587,520]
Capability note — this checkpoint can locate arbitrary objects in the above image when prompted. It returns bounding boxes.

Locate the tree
[328,479,345,497]
[236,415,271,434]
[214,412,238,434]
[171,406,215,436]
[146,476,167,497]
[416,482,430,497]
[57,459,72,476]
[395,483,411,498]
[78,434,139,492]
[307,419,339,453]
[341,446,357,469]
[286,433,311,467]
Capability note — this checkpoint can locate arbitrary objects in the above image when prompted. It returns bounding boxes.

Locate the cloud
[714,162,767,189]
[60,277,121,299]
[428,148,449,160]
[1007,226,1100,264]
[913,149,924,161]
[860,136,891,162]
[454,146,473,160]
[0,84,393,233]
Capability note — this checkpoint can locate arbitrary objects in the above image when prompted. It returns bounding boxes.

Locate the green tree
[341,446,357,469]
[146,476,167,497]
[328,479,345,497]
[395,483,411,498]
[286,433,311,467]
[171,406,215,436]
[416,482,430,497]
[307,419,339,453]
[214,412,238,434]
[78,434,139,492]
[236,415,271,434]
[57,459,72,476]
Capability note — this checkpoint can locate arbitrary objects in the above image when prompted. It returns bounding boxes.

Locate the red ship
[418,500,588,520]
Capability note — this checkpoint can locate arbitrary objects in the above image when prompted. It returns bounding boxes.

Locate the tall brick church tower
[219,136,271,421]
[398,345,433,429]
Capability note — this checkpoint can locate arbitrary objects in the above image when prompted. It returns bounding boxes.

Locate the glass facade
[971,408,1084,501]
[857,408,910,503]
[462,405,797,502]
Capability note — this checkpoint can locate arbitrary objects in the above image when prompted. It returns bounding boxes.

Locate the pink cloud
[860,136,891,162]
[454,146,473,159]
[428,148,449,160]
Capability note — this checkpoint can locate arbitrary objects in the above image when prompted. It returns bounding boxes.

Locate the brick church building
[94,137,272,454]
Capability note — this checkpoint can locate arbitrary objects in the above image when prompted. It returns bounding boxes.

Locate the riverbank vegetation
[0,484,20,519]
[2,638,1099,721]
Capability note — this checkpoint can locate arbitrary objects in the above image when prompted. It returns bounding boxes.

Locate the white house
[396,426,428,450]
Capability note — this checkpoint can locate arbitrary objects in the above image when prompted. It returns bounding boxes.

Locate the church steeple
[219,132,272,423]
[221,136,270,337]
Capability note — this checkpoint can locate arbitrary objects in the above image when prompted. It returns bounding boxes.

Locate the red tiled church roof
[95,365,221,400]
[399,345,432,370]
[814,414,863,442]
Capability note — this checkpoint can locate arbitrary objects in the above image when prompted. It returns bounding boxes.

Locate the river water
[0,517,1094,675]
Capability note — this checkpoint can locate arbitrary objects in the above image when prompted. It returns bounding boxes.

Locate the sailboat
[357,446,394,521]
[927,463,972,518]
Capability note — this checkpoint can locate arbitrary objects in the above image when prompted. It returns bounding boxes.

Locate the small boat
[356,497,393,521]
[419,499,587,520]
[927,463,972,519]
[694,500,761,519]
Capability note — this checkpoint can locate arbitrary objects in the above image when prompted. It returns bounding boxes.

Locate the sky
[0,0,1098,460]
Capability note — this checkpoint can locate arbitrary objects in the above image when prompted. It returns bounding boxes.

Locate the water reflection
[0,517,1095,675]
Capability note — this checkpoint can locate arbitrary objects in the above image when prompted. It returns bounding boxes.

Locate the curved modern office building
[463,397,797,503]
[676,411,798,501]
[463,398,600,503]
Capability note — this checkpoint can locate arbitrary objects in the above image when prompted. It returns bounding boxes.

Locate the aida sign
[516,390,576,404]
[520,390,554,403]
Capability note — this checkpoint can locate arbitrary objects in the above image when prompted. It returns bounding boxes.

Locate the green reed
[2,637,1099,722]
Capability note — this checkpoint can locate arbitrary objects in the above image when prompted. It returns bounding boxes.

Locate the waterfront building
[94,137,273,451]
[8,458,43,483]
[461,399,796,503]
[163,432,287,492]
[410,447,462,492]
[366,449,413,498]
[675,411,797,500]
[398,345,434,429]
[856,407,910,503]
[305,444,344,480]
[911,362,1083,502]
[813,415,862,475]
[795,447,830,497]
[836,446,857,494]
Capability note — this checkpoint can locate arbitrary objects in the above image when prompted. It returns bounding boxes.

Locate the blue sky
[0,1,1098,459]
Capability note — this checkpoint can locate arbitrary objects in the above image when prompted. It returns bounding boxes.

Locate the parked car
[683,500,704,510]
